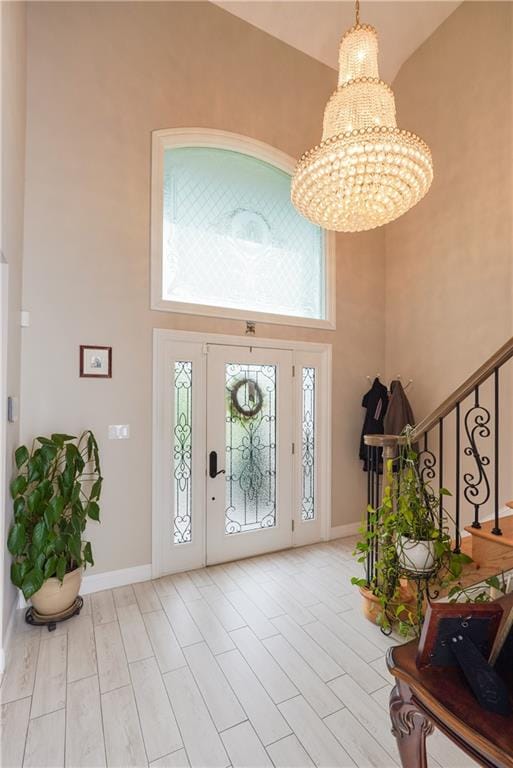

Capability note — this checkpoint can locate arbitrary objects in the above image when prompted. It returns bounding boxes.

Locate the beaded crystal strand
[291,1,433,232]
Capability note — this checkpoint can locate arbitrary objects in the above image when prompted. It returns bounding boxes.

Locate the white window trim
[150,128,336,330]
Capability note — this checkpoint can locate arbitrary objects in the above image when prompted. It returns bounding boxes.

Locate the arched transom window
[151,129,335,328]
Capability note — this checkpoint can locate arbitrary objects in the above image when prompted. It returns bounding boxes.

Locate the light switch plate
[108,424,130,439]
[7,396,18,423]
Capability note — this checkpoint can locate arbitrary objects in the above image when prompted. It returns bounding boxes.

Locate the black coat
[359,378,388,471]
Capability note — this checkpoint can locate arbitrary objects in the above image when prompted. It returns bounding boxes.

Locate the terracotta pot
[31,568,82,616]
[359,586,383,624]
[359,582,417,626]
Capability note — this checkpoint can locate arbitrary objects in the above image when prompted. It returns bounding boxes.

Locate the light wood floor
[1,537,479,768]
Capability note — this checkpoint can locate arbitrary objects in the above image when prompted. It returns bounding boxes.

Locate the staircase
[364,336,513,594]
[464,502,513,574]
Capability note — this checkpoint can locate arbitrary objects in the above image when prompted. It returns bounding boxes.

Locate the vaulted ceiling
[212,1,462,83]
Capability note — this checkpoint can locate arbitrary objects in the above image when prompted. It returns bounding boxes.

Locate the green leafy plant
[448,573,509,603]
[352,428,471,636]
[7,431,102,599]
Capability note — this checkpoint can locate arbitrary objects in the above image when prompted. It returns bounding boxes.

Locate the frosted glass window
[162,147,325,320]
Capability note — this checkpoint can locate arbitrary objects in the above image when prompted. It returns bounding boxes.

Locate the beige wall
[20,1,386,577]
[383,1,513,533]
[1,1,27,648]
[385,1,513,422]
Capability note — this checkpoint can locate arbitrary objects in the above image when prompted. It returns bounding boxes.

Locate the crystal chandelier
[291,1,433,232]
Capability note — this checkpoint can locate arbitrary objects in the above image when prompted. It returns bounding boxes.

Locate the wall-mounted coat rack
[365,374,413,392]
[395,374,413,391]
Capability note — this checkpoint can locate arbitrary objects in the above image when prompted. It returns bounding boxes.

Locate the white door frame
[0,262,8,671]
[152,328,332,577]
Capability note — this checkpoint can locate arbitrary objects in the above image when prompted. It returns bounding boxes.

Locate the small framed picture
[79,345,112,378]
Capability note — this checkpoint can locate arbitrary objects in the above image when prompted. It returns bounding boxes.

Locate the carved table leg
[390,680,435,768]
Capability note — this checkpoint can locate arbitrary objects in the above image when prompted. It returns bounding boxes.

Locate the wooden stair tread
[435,536,503,598]
[463,512,513,547]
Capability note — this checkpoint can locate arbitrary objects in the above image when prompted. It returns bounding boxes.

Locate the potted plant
[393,440,445,575]
[352,429,471,636]
[7,431,102,616]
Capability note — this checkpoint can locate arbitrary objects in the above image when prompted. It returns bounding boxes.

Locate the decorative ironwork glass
[173,361,193,544]
[162,147,325,319]
[225,364,277,534]
[301,367,316,521]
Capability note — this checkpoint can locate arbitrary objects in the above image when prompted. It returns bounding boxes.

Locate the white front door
[153,330,331,577]
[206,344,293,564]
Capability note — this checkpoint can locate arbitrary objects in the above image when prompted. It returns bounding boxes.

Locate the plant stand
[399,567,439,609]
[25,595,84,632]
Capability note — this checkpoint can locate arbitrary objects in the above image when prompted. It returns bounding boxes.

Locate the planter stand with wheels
[25,595,84,632]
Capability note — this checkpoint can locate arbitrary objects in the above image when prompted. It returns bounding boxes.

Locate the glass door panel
[206,345,293,564]
[173,360,193,544]
[225,363,277,535]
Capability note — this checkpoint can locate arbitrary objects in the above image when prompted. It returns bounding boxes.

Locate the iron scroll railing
[363,335,513,586]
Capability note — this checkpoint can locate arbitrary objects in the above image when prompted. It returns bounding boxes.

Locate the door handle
[209,451,225,479]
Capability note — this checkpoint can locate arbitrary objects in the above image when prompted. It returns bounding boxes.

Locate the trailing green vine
[352,428,472,636]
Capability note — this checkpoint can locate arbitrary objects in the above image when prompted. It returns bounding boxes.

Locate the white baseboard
[17,563,153,609]
[329,521,361,540]
[80,564,152,595]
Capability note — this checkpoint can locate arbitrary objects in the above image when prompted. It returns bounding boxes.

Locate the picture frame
[417,601,503,669]
[79,345,112,378]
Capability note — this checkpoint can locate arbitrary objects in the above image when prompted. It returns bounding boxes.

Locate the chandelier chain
[355,0,360,25]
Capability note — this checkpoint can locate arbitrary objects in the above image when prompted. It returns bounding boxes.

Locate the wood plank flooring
[0,537,479,767]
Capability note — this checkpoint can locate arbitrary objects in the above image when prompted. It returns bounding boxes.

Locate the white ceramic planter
[397,536,436,574]
[30,568,82,616]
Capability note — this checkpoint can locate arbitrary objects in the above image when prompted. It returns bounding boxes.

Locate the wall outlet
[108,424,130,439]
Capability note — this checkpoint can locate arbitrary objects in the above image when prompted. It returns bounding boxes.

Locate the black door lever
[209,451,225,479]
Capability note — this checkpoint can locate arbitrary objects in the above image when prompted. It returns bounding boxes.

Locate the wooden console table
[387,603,513,768]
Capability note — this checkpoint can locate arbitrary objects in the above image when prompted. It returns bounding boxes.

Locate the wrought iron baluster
[454,402,461,554]
[416,431,437,532]
[438,417,444,531]
[374,446,380,574]
[418,431,436,485]
[471,386,481,528]
[463,385,490,530]
[492,367,502,536]
[366,444,373,585]
[369,445,377,585]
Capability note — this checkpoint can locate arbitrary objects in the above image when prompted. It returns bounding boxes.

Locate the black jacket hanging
[359,377,388,471]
